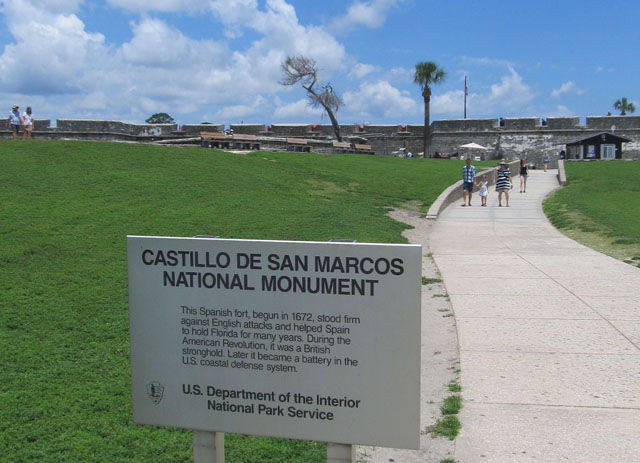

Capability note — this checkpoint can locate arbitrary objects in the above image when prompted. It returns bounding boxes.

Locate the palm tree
[614,97,636,115]
[414,61,446,157]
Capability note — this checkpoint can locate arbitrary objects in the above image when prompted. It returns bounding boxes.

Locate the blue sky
[0,0,638,126]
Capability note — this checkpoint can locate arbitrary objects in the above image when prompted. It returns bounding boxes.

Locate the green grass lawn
[544,161,640,265]
[0,140,466,463]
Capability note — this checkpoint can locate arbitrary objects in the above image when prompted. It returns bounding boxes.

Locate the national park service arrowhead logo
[146,381,164,405]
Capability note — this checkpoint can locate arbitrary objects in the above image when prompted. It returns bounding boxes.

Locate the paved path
[431,169,640,462]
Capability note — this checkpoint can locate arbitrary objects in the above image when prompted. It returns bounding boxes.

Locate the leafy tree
[414,61,446,157]
[614,97,636,115]
[145,113,175,124]
[280,55,343,141]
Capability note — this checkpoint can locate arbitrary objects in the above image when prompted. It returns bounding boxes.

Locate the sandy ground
[356,209,459,463]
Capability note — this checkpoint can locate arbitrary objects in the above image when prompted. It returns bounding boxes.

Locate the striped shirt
[496,168,511,190]
[462,165,476,183]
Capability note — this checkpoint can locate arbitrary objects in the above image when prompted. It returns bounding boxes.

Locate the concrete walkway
[430,169,640,462]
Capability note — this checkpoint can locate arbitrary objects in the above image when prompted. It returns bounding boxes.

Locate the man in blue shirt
[8,104,21,140]
[461,158,477,206]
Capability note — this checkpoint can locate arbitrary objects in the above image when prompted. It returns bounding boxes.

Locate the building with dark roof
[565,132,631,160]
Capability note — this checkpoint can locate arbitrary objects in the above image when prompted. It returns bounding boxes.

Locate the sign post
[193,431,224,463]
[327,443,356,463]
[127,236,422,455]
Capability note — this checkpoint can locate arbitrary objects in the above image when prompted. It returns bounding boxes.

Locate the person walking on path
[461,158,477,207]
[21,106,33,140]
[542,152,550,172]
[8,104,21,140]
[496,161,512,207]
[477,174,489,206]
[519,158,528,193]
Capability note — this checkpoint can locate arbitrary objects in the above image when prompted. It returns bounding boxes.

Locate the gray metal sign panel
[127,236,421,449]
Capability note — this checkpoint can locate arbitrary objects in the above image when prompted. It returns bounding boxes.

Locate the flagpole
[464,76,468,119]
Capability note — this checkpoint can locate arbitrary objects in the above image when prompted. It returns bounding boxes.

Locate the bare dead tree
[280,55,343,141]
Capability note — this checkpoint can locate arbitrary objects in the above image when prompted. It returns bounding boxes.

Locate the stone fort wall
[2,116,639,166]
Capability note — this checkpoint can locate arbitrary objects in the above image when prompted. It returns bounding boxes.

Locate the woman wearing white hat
[8,104,21,140]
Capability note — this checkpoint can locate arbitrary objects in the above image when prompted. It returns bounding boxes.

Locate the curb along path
[358,211,459,463]
[431,169,640,462]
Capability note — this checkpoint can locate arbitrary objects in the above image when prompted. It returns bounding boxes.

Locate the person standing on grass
[496,161,512,207]
[21,106,33,140]
[519,158,528,193]
[461,157,476,207]
[8,104,21,140]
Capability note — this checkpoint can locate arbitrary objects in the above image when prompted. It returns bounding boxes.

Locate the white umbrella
[460,142,489,150]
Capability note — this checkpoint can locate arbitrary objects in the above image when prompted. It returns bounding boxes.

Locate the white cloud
[332,0,403,31]
[550,105,574,116]
[120,19,228,68]
[447,59,538,117]
[273,98,323,120]
[107,0,209,13]
[349,63,378,79]
[207,0,259,38]
[0,0,545,125]
[6,0,82,16]
[433,67,536,118]
[432,90,465,116]
[216,96,269,121]
[385,66,413,84]
[343,80,417,119]
[0,0,350,123]
[461,56,514,68]
[209,0,346,77]
[0,5,109,95]
[482,66,535,112]
[551,81,586,97]
[596,66,615,73]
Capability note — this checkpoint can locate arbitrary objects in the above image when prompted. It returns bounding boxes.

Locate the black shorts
[462,181,474,192]
[10,124,20,134]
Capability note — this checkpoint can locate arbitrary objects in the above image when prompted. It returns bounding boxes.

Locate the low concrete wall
[182,124,224,135]
[546,117,580,130]
[230,124,268,135]
[55,119,178,137]
[503,117,540,130]
[1,117,639,160]
[432,118,499,132]
[557,159,567,186]
[586,115,640,130]
[0,118,183,141]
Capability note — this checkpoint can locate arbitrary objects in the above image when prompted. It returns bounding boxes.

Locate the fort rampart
[3,116,639,167]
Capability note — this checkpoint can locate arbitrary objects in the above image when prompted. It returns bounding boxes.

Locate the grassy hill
[544,161,640,266]
[0,140,467,463]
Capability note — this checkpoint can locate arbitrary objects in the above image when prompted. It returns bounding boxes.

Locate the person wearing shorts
[461,158,477,207]
[519,158,528,193]
[21,106,33,140]
[542,152,550,172]
[8,104,21,140]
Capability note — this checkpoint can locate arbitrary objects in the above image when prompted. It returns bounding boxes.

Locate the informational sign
[127,236,421,449]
